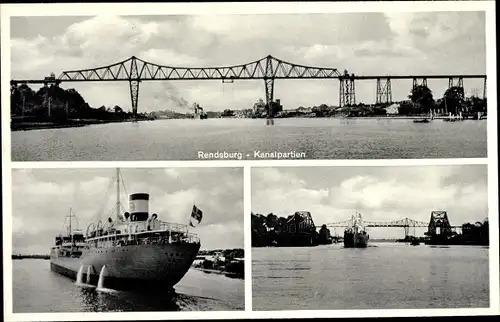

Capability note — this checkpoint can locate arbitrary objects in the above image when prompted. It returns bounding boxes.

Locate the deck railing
[87,232,200,247]
[85,219,200,244]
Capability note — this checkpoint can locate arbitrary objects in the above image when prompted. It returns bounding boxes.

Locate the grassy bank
[11,118,151,131]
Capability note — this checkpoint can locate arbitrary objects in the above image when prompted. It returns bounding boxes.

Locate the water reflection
[252,244,489,310]
[78,286,183,312]
[12,118,487,161]
[13,261,244,312]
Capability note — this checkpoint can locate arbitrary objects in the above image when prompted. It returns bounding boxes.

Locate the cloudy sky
[11,167,243,254]
[252,165,488,238]
[10,11,486,112]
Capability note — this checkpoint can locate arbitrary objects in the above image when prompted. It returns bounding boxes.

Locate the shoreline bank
[11,115,486,131]
[11,118,151,131]
[192,267,244,279]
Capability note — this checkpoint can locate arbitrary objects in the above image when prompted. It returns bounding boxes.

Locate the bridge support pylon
[339,73,356,107]
[483,77,487,99]
[264,78,274,119]
[448,77,464,90]
[11,84,18,95]
[376,78,392,105]
[129,56,141,118]
[264,55,275,125]
[129,80,140,118]
[412,77,428,91]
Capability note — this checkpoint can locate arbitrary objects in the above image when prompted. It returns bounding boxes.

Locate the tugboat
[49,168,202,291]
[343,212,369,248]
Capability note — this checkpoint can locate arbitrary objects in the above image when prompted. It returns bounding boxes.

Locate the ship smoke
[151,83,190,111]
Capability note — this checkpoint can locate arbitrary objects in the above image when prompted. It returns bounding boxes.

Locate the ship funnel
[129,193,149,221]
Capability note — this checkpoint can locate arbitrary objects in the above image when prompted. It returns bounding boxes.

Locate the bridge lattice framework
[324,212,462,238]
[10,55,487,118]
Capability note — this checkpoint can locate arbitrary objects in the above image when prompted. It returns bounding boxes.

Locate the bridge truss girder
[324,217,430,238]
[13,55,487,116]
[56,55,342,116]
[58,55,342,82]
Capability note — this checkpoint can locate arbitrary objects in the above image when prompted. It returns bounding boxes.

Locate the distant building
[253,98,266,116]
[297,106,311,113]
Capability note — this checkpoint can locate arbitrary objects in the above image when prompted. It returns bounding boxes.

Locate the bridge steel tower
[129,57,141,117]
[447,76,465,101]
[483,77,487,99]
[426,210,452,238]
[264,55,275,124]
[412,77,428,91]
[376,78,392,105]
[448,76,464,90]
[339,71,356,107]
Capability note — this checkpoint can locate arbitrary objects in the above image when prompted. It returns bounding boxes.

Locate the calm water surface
[11,118,487,161]
[252,243,489,310]
[13,260,244,312]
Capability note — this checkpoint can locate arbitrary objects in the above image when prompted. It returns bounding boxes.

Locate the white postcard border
[1,1,498,320]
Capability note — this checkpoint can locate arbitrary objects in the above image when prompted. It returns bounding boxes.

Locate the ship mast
[116,168,120,221]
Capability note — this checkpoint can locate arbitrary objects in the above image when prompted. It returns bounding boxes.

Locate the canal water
[13,259,244,312]
[11,118,487,161]
[252,243,489,310]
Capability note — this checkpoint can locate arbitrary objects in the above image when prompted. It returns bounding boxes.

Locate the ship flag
[189,205,203,227]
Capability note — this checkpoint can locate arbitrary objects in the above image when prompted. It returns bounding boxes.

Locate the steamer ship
[50,169,202,290]
[343,212,369,248]
[193,103,207,119]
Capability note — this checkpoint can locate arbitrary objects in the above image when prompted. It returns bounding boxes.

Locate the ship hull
[50,243,200,290]
[343,232,369,248]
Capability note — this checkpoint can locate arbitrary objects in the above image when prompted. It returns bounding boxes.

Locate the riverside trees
[11,84,137,122]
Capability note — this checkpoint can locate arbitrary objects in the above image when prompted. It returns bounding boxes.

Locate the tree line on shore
[252,212,291,247]
[214,85,487,119]
[198,248,244,259]
[253,211,490,247]
[251,212,333,247]
[12,83,487,122]
[12,254,50,259]
[11,84,149,122]
[453,219,489,245]
[195,248,244,277]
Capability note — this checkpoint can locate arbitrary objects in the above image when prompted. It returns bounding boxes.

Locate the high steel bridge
[10,55,487,117]
[323,211,462,238]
